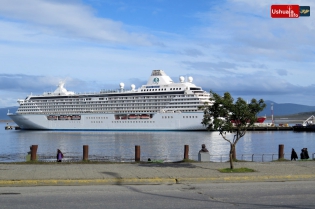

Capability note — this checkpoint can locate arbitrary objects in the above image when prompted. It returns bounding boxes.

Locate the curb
[0,178,177,186]
[176,174,315,183]
[1,174,315,186]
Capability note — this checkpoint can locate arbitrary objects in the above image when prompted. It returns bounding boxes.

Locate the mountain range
[258,101,315,117]
[1,100,315,120]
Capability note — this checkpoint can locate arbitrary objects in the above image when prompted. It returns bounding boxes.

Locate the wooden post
[184,145,189,160]
[135,145,140,162]
[83,145,89,161]
[30,145,38,161]
[278,144,284,159]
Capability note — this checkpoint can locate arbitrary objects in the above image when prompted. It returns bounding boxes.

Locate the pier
[243,126,293,131]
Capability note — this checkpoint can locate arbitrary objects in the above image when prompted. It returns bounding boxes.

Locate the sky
[0,0,315,108]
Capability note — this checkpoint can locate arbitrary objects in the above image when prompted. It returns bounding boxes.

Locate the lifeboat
[115,115,127,120]
[47,115,58,120]
[58,115,68,120]
[128,114,137,119]
[71,115,81,120]
[140,114,150,119]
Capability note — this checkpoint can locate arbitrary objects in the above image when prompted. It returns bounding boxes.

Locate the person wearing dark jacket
[300,149,305,160]
[56,149,64,162]
[291,148,298,161]
[304,148,309,159]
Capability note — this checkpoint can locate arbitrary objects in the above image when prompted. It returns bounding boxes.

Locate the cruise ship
[8,70,211,130]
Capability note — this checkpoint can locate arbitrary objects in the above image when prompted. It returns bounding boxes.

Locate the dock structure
[4,123,20,130]
[245,126,293,131]
[5,123,13,130]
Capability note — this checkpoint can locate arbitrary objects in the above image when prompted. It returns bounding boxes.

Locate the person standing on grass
[300,149,305,160]
[291,148,298,161]
[304,148,309,159]
[56,149,64,162]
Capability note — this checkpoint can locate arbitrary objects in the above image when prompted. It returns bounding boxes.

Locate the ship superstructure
[8,70,211,130]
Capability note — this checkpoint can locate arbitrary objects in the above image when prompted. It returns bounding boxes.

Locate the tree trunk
[232,147,236,161]
[229,144,234,169]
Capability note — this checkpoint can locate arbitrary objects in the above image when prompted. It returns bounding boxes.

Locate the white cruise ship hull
[9,112,206,131]
[9,70,211,131]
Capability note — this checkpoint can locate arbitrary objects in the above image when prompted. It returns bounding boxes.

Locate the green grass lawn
[218,167,255,173]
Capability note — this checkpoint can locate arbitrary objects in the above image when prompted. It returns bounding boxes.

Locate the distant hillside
[1,101,315,119]
[0,107,18,120]
[258,101,315,117]
[276,111,315,119]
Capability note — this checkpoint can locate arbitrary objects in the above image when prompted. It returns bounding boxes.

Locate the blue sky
[0,0,315,109]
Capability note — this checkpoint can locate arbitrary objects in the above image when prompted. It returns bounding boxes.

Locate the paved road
[1,161,315,186]
[1,182,315,208]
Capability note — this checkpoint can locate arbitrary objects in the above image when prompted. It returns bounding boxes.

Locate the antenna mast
[271,103,274,124]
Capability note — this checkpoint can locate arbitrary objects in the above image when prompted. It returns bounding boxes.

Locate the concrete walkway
[1,161,315,186]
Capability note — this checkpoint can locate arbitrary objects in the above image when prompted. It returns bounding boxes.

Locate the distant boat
[257,116,267,123]
[293,115,315,132]
[231,116,266,124]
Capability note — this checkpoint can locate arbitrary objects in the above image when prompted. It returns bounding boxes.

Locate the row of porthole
[183,116,198,118]
[112,121,155,123]
[86,117,108,119]
[162,116,173,119]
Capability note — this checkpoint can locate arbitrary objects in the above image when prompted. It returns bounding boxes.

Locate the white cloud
[0,0,315,107]
[0,0,154,45]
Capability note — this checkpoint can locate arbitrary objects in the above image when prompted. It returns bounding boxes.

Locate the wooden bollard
[184,145,189,160]
[135,145,140,162]
[278,144,284,159]
[31,145,38,161]
[83,145,89,161]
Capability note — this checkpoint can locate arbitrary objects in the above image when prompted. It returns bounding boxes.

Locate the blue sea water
[1,122,315,162]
